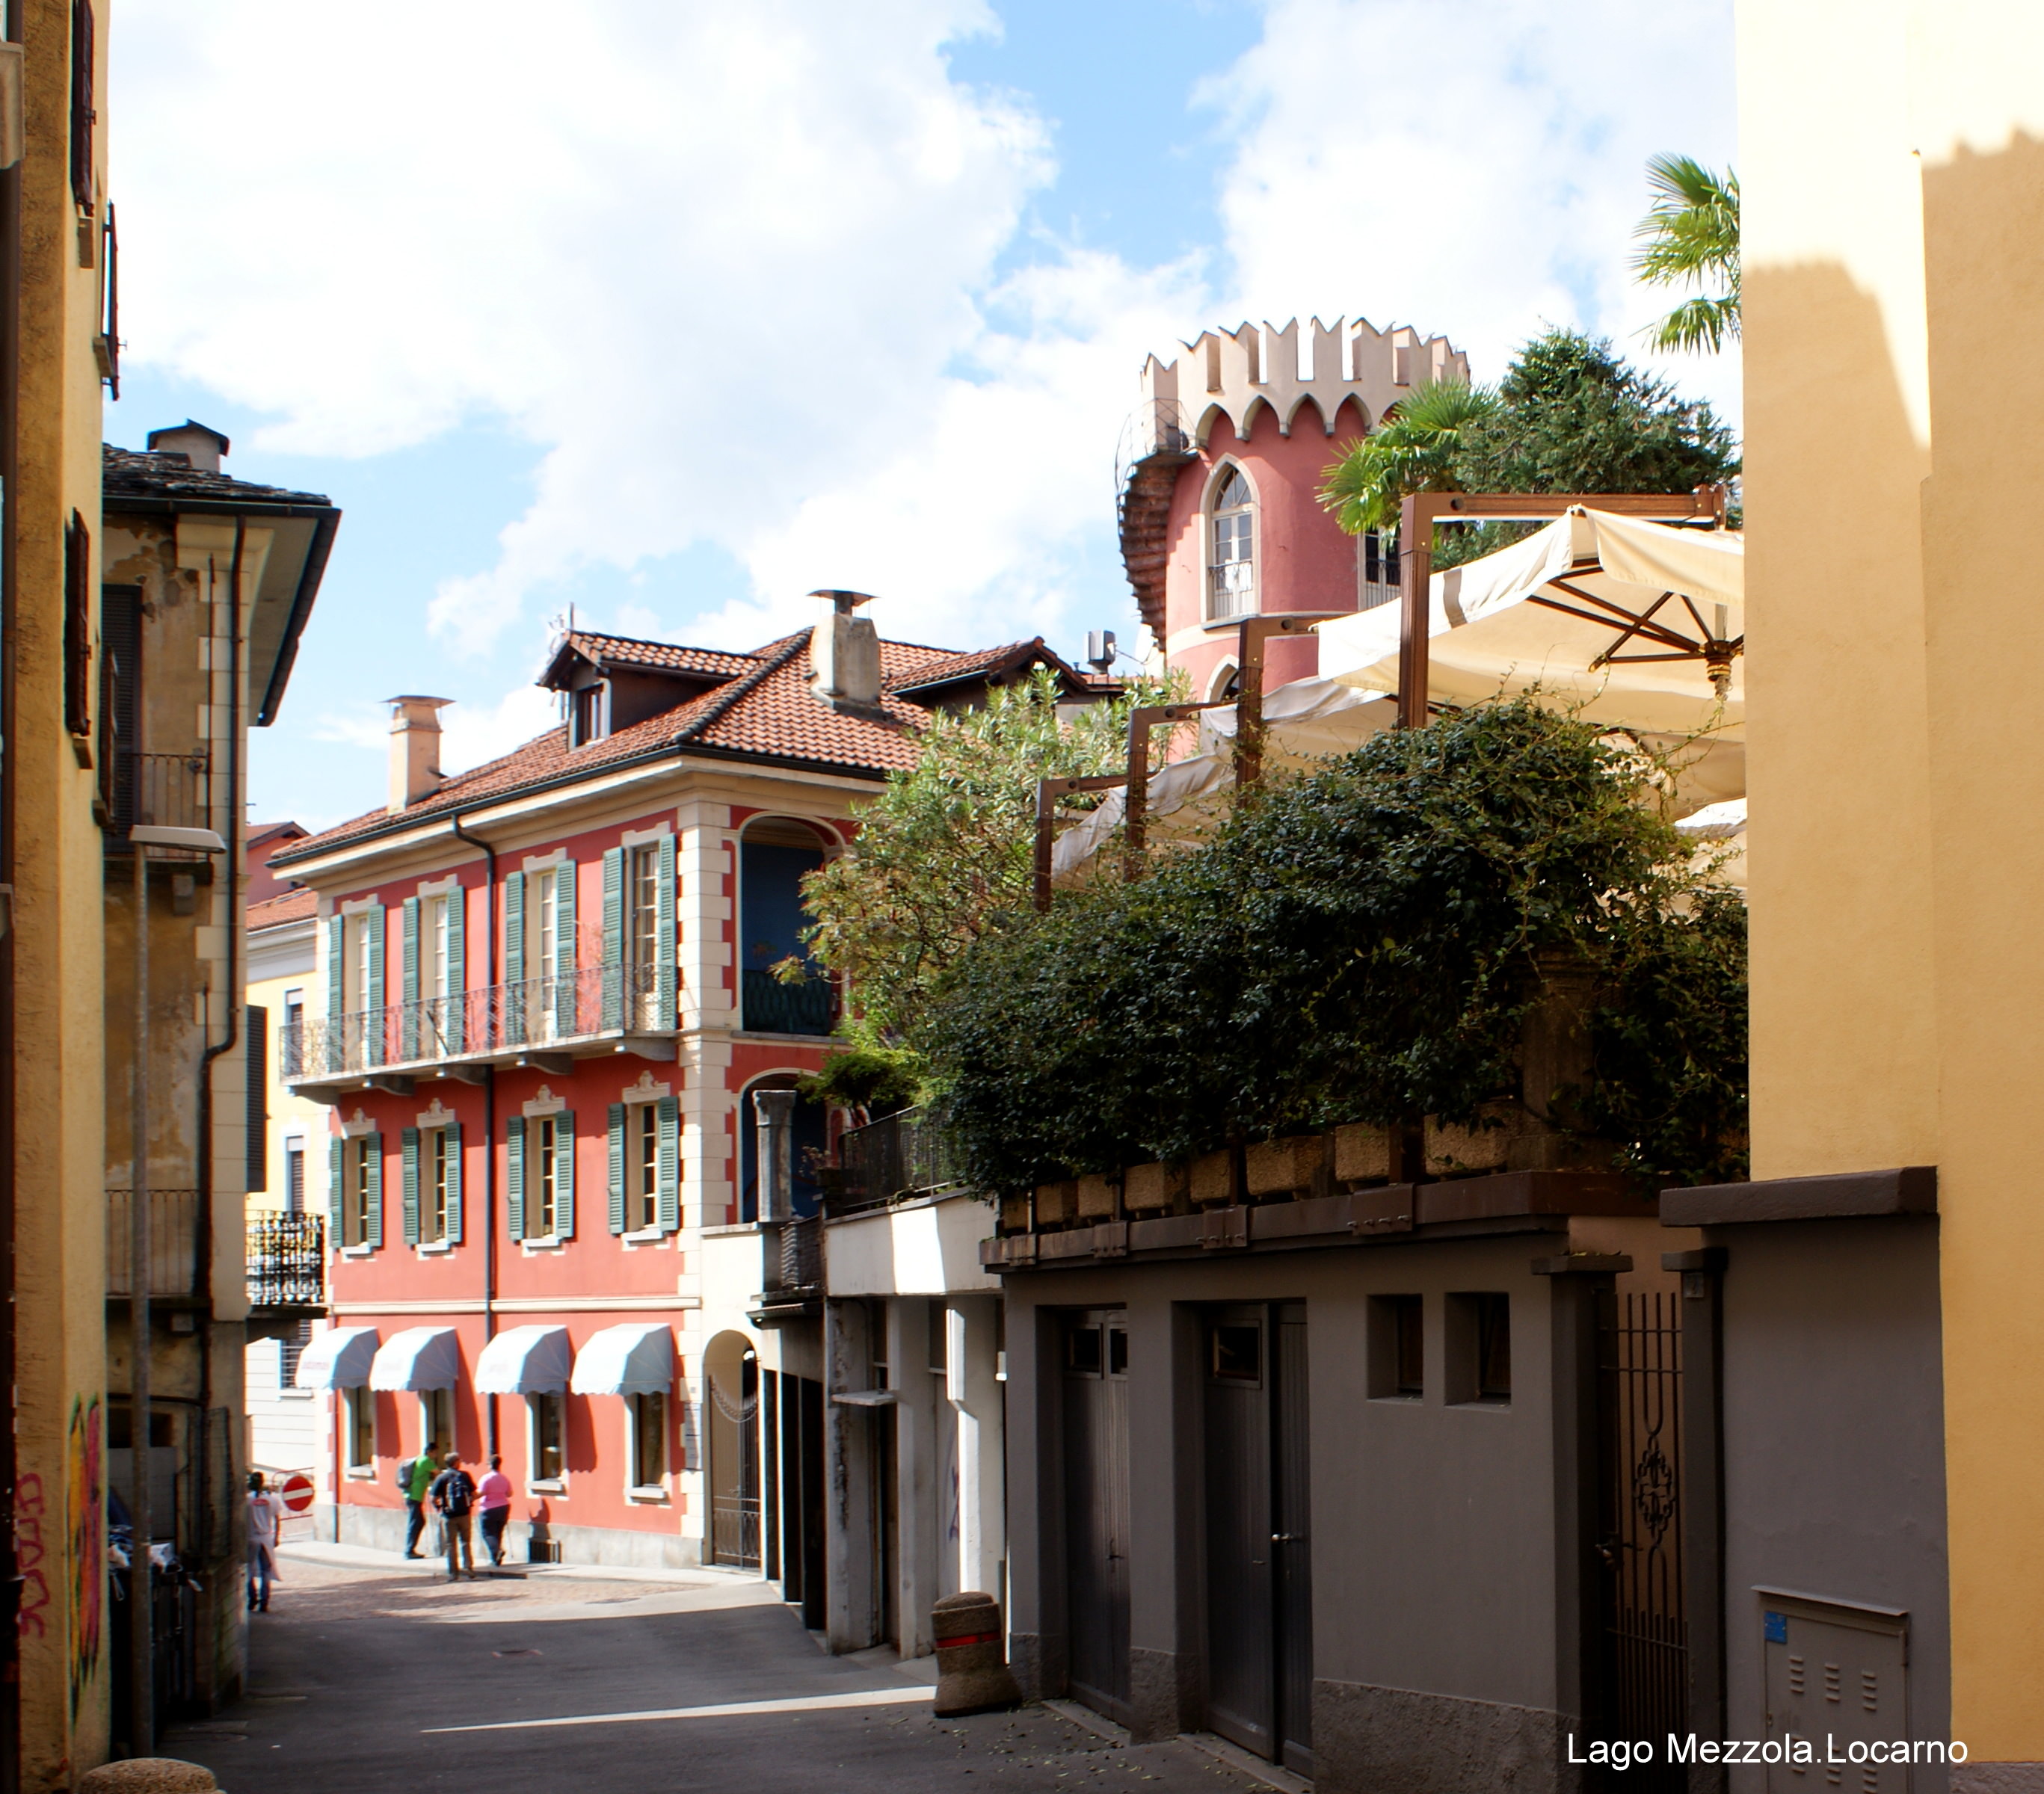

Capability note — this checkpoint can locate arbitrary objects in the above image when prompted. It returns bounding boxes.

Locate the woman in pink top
[476,1454,514,1567]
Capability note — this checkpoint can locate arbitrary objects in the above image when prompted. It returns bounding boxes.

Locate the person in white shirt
[247,1471,286,1612]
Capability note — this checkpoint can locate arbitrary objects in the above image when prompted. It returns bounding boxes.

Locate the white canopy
[293,1325,379,1391]
[473,1324,571,1396]
[1316,509,1745,736]
[369,1326,461,1393]
[570,1322,674,1397]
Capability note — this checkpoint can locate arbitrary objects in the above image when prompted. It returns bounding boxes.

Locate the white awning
[369,1326,461,1393]
[1316,509,1746,737]
[474,1325,572,1396]
[293,1325,379,1391]
[570,1323,674,1397]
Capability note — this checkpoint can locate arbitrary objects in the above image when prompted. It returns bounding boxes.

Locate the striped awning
[369,1326,461,1393]
[474,1325,572,1396]
[293,1325,380,1390]
[569,1323,674,1396]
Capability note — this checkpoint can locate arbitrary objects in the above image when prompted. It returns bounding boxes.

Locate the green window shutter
[328,1135,344,1239]
[555,1111,575,1240]
[400,898,421,1060]
[445,1123,464,1245]
[365,905,387,1067]
[601,849,624,1031]
[445,891,467,1054]
[504,872,526,1044]
[366,1132,384,1248]
[554,860,578,1038]
[324,916,345,1073]
[607,1103,627,1235]
[656,1094,680,1233]
[506,1117,527,1242]
[401,1127,420,1245]
[656,834,677,1031]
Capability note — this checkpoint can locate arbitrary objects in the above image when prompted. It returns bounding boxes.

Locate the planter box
[1334,1122,1394,1184]
[1425,1115,1514,1177]
[1246,1134,1329,1198]
[1123,1161,1187,1214]
[1189,1150,1236,1208]
[1000,1194,1031,1233]
[1076,1174,1118,1219]
[1034,1180,1077,1226]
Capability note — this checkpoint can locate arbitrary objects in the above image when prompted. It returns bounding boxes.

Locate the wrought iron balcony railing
[740,970,834,1038]
[247,1212,324,1308]
[834,1109,967,1215]
[105,1189,200,1298]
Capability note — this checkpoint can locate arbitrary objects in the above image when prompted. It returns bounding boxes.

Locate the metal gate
[1596,1290,1687,1787]
[1062,1310,1131,1724]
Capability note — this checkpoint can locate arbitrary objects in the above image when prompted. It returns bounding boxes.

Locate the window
[340,1137,375,1248]
[345,1387,375,1472]
[1360,529,1401,608]
[1210,1322,1261,1384]
[632,1103,658,1231]
[282,987,304,1078]
[280,1319,313,1397]
[419,1129,452,1245]
[534,1116,558,1238]
[628,843,660,1027]
[531,869,559,1040]
[629,1393,667,1488]
[284,1142,305,1215]
[423,895,452,1001]
[1207,466,1256,620]
[570,682,602,748]
[1447,1292,1511,1405]
[420,1388,453,1461]
[1370,1295,1424,1399]
[529,1393,565,1485]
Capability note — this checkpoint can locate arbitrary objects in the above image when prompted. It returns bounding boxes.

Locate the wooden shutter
[445,889,467,1053]
[601,848,624,1031]
[445,1123,464,1245]
[365,1133,384,1248]
[244,1006,268,1192]
[69,0,94,213]
[328,1136,344,1240]
[325,916,345,1071]
[607,1104,627,1234]
[553,860,578,1037]
[656,1094,680,1233]
[400,898,421,1060]
[401,1127,420,1245]
[62,514,88,739]
[505,1117,526,1242]
[504,872,526,1044]
[364,905,386,1066]
[555,1112,575,1240]
[655,834,677,1030]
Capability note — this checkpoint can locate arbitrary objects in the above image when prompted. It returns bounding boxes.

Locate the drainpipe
[449,810,497,1454]
[127,834,151,1756]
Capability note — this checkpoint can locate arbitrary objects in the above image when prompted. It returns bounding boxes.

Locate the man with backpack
[430,1452,479,1581]
[398,1442,439,1559]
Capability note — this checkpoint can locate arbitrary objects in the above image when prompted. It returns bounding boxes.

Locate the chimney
[808,589,882,712]
[387,696,452,813]
[146,419,230,473]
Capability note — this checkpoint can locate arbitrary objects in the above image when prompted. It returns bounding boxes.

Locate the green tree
[795,665,1178,1082]
[1632,153,1740,354]
[1315,377,1498,535]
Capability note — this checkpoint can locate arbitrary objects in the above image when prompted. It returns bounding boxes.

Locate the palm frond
[1632,154,1740,355]
[1317,379,1497,536]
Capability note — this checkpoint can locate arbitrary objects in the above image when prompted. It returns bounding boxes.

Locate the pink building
[1118,318,1468,700]
[273,601,1097,1581]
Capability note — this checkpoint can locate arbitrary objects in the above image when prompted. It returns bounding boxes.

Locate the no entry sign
[279,1473,315,1514]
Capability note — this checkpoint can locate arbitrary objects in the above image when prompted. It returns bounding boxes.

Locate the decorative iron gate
[1596,1290,1687,1785]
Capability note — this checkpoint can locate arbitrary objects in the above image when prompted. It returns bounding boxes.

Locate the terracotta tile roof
[275,630,957,866]
[102,445,332,509]
[550,630,762,682]
[247,887,318,927]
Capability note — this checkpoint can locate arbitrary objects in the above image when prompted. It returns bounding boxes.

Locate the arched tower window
[1207,465,1256,621]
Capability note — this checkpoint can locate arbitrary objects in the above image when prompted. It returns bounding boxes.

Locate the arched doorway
[704,1329,760,1570]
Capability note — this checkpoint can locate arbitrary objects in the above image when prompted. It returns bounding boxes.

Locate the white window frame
[1205,462,1258,621]
[343,1386,376,1476]
[339,1135,373,1253]
[627,1391,668,1499]
[527,1391,567,1494]
[419,1388,453,1463]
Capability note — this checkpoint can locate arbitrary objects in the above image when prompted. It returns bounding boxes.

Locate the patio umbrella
[1314,508,1745,737]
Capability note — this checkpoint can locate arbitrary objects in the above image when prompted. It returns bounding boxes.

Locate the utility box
[1760,1591,1909,1792]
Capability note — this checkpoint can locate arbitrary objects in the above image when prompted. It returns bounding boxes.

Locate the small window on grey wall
[1447,1292,1511,1405]
[1369,1295,1424,1399]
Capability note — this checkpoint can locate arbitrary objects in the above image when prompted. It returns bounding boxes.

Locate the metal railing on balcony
[740,970,833,1037]
[246,1213,324,1309]
[105,1189,200,1298]
[287,961,673,1082]
[834,1109,967,1214]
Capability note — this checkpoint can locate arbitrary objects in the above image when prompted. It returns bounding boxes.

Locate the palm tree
[1317,378,1499,537]
[1633,153,1740,354]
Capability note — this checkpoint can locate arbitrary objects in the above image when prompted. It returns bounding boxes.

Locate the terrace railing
[246,1213,324,1309]
[834,1109,967,1214]
[740,970,834,1037]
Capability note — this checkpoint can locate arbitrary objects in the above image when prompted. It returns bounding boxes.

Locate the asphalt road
[157,1556,1270,1794]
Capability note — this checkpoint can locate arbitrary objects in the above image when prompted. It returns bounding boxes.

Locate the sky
[108,0,1737,830]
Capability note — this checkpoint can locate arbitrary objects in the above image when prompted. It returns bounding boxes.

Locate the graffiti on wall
[15,1473,47,1639]
[67,1398,102,1721]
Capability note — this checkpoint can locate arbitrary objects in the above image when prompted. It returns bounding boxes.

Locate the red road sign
[279,1473,315,1514]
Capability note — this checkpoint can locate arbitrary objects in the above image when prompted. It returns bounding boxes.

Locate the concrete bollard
[931,1589,1021,1717]
[79,1761,220,1793]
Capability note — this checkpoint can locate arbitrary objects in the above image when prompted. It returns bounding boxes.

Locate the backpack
[395,1455,418,1494]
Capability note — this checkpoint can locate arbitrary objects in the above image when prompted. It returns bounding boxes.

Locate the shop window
[529,1392,565,1487]
[629,1393,667,1490]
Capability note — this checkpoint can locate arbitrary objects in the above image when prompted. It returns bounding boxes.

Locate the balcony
[834,1109,967,1215]
[740,970,834,1038]
[106,1189,200,1299]
[246,1213,324,1312]
[286,961,676,1098]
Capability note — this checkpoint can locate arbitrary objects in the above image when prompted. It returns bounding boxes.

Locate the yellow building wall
[1740,0,2044,1764]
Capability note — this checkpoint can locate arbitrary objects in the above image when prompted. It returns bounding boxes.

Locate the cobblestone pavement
[157,1556,1276,1794]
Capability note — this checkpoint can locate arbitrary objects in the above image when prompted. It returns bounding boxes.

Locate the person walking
[476,1454,513,1568]
[400,1441,438,1559]
[246,1472,284,1612]
[430,1452,478,1581]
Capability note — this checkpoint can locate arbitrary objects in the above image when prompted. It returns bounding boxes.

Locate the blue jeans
[247,1547,274,1609]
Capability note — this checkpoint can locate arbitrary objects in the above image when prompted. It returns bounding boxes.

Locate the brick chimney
[808,589,881,712]
[146,419,231,472]
[387,696,452,813]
